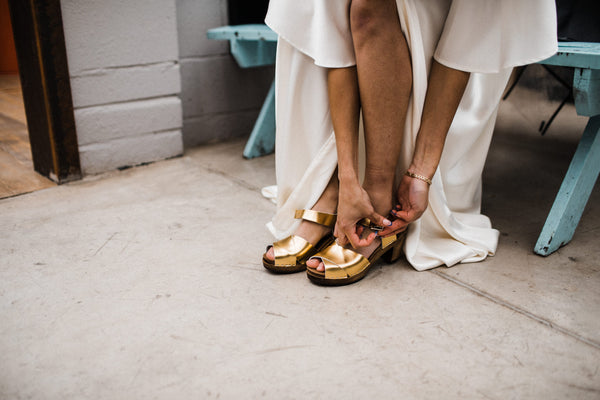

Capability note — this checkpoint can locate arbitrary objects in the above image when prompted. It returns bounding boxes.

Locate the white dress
[265,0,557,271]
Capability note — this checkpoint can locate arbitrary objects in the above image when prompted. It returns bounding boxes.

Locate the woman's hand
[380,174,430,236]
[335,179,391,248]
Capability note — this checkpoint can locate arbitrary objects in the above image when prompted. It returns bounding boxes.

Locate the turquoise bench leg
[243,80,275,159]
[535,115,600,255]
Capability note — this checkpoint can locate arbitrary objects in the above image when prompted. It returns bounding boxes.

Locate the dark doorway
[4,0,81,191]
[227,0,270,25]
[1,0,55,197]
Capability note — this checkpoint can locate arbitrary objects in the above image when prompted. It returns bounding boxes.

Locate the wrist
[405,168,433,186]
[338,170,360,186]
[407,162,436,180]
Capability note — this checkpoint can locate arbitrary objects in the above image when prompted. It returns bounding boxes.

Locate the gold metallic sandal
[306,230,406,286]
[262,210,336,274]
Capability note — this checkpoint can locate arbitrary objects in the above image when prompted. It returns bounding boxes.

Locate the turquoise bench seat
[535,42,600,255]
[207,24,277,159]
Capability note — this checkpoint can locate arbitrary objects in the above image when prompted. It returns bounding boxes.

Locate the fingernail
[383,218,392,226]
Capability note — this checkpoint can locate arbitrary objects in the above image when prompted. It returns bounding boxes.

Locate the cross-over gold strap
[273,235,314,267]
[318,243,369,279]
[294,209,336,228]
[316,232,398,279]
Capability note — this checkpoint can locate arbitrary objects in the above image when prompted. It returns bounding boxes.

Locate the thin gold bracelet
[405,170,432,185]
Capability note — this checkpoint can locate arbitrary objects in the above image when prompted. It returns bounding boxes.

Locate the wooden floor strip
[0,74,56,199]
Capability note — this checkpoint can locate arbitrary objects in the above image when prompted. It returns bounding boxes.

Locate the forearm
[410,60,470,178]
[327,67,361,186]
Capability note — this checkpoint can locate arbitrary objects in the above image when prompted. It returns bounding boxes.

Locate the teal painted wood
[207,24,278,157]
[533,41,600,255]
[229,39,277,68]
[535,115,600,255]
[540,42,600,69]
[573,68,600,117]
[207,24,278,42]
[207,24,277,68]
[243,81,275,158]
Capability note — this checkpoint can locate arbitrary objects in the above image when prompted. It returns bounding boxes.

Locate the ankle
[363,168,395,190]
[362,185,393,216]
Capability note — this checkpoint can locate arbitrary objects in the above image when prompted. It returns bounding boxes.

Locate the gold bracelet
[405,170,432,185]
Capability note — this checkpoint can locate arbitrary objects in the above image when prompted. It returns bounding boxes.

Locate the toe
[265,246,274,261]
[306,257,320,269]
[317,261,325,272]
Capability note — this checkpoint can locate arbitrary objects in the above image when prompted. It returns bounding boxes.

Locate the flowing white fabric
[265,0,557,271]
[435,0,558,73]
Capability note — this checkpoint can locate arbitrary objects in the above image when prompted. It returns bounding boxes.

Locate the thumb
[393,209,414,223]
[369,211,392,229]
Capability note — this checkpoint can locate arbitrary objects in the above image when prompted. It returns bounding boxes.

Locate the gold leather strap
[318,243,369,279]
[380,233,397,249]
[294,209,336,228]
[358,218,383,232]
[273,235,313,267]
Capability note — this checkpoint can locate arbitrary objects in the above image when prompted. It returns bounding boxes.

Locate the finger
[361,231,377,246]
[349,231,376,248]
[368,211,392,229]
[394,209,421,224]
[346,224,371,248]
[334,222,343,240]
[347,231,362,248]
[378,220,407,236]
[356,224,365,236]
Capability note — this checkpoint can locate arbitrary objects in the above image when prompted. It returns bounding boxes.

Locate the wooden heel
[382,232,406,263]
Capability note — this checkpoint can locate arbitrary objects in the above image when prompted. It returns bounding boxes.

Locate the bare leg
[309,1,412,270]
[307,66,377,269]
[266,67,363,263]
[328,67,390,247]
[354,0,412,214]
[385,60,470,231]
[324,0,411,263]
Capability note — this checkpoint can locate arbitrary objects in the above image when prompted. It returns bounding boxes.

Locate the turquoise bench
[535,42,600,255]
[207,24,277,159]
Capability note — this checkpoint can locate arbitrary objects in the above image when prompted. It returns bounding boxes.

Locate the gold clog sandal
[262,210,336,274]
[306,230,406,286]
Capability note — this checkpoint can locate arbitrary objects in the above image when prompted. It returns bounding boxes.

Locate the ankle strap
[294,210,336,228]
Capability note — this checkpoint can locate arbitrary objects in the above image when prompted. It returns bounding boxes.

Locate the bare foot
[264,175,339,262]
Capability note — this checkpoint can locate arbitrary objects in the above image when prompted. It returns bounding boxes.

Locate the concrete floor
[1,84,600,399]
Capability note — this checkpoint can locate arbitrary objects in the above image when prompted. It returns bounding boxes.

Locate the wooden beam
[8,0,81,182]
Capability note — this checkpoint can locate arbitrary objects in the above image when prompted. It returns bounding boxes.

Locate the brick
[75,97,182,146]
[61,0,179,75]
[79,130,183,175]
[182,110,259,147]
[70,62,181,108]
[180,56,273,118]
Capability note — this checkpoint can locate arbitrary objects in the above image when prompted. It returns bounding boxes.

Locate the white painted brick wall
[75,97,182,146]
[79,130,183,175]
[61,0,184,175]
[180,57,273,117]
[177,0,228,58]
[61,0,179,74]
[176,0,274,146]
[69,62,181,108]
